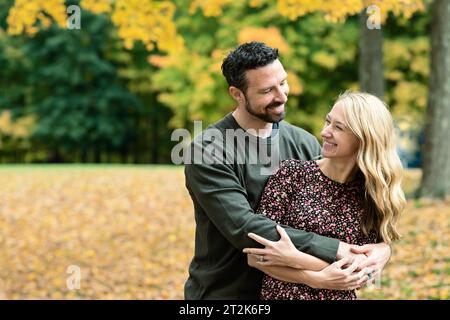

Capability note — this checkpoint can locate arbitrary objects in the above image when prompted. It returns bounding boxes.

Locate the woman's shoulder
[277,159,318,179]
[279,159,317,171]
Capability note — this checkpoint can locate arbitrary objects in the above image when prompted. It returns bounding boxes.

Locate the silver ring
[260,256,264,262]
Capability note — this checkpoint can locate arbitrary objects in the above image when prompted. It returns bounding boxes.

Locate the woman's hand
[243,225,304,268]
[350,242,391,279]
[311,256,372,290]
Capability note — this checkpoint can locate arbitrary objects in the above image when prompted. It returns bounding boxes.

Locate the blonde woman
[243,91,406,299]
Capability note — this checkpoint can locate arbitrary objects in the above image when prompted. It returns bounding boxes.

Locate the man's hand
[350,242,391,278]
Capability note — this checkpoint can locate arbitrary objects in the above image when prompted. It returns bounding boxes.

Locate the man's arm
[185,158,339,263]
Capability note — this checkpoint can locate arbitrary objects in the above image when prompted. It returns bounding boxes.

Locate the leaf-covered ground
[0,166,448,299]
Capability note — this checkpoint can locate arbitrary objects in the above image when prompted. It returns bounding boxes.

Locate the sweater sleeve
[185,158,339,263]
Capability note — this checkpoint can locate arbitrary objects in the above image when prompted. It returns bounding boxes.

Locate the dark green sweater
[184,113,339,299]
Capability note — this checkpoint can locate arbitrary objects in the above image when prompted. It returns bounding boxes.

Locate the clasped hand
[243,225,380,290]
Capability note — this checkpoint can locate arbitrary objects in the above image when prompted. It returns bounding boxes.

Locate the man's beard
[244,98,286,123]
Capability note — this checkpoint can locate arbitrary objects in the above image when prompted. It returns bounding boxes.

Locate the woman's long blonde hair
[335,91,406,243]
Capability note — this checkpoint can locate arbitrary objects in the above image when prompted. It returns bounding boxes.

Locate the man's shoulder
[279,120,317,141]
[188,114,232,146]
[208,113,236,131]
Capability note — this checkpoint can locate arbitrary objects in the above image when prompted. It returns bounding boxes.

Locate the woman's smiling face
[320,102,360,160]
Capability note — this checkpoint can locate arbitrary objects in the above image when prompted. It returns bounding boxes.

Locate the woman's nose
[321,127,332,138]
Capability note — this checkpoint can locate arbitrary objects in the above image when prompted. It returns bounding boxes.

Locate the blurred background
[0,0,448,299]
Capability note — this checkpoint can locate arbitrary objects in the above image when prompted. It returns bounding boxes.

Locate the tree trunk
[419,0,450,198]
[150,97,158,164]
[359,10,384,98]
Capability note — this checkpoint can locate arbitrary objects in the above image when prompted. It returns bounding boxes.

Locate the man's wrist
[336,241,350,260]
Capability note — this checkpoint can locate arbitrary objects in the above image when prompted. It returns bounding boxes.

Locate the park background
[0,0,449,299]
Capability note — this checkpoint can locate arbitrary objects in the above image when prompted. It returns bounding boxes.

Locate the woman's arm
[248,253,370,291]
[247,253,320,287]
[244,225,329,270]
[244,225,368,271]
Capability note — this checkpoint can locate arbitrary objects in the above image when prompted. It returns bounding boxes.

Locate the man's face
[242,59,289,123]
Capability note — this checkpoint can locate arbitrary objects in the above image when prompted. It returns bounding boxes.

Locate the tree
[419,0,450,198]
[6,0,182,53]
[359,7,384,98]
[4,0,180,163]
[194,0,426,98]
[22,11,142,162]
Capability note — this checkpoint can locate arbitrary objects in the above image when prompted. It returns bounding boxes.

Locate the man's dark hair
[221,42,279,93]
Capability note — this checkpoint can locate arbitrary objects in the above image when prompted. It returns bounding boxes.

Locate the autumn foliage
[0,167,447,299]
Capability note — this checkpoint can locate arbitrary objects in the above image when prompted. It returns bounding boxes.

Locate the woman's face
[320,102,360,160]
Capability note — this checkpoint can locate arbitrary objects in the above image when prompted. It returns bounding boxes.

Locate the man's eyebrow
[259,77,288,91]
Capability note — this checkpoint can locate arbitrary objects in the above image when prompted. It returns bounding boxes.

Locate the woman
[243,91,406,299]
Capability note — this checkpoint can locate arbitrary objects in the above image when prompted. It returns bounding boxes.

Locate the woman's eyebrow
[326,114,347,127]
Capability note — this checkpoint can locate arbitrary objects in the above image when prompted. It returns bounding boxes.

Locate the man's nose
[274,86,288,104]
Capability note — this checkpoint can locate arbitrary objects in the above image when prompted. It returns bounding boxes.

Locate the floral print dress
[257,159,377,300]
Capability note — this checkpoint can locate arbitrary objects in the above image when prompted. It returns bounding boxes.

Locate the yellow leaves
[410,55,429,77]
[7,0,182,54]
[359,186,450,299]
[0,167,448,299]
[385,70,404,81]
[312,51,338,70]
[210,49,228,73]
[189,0,233,17]
[391,81,427,119]
[249,0,266,7]
[0,110,11,132]
[277,0,361,22]
[112,0,183,53]
[7,0,67,36]
[385,41,412,67]
[81,0,113,14]
[0,110,35,146]
[383,0,427,19]
[286,71,303,95]
[238,27,290,54]
[276,0,427,23]
[0,167,194,299]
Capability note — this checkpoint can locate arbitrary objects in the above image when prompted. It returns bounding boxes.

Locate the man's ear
[229,86,245,103]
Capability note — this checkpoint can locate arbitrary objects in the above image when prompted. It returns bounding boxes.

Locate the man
[184,42,390,299]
